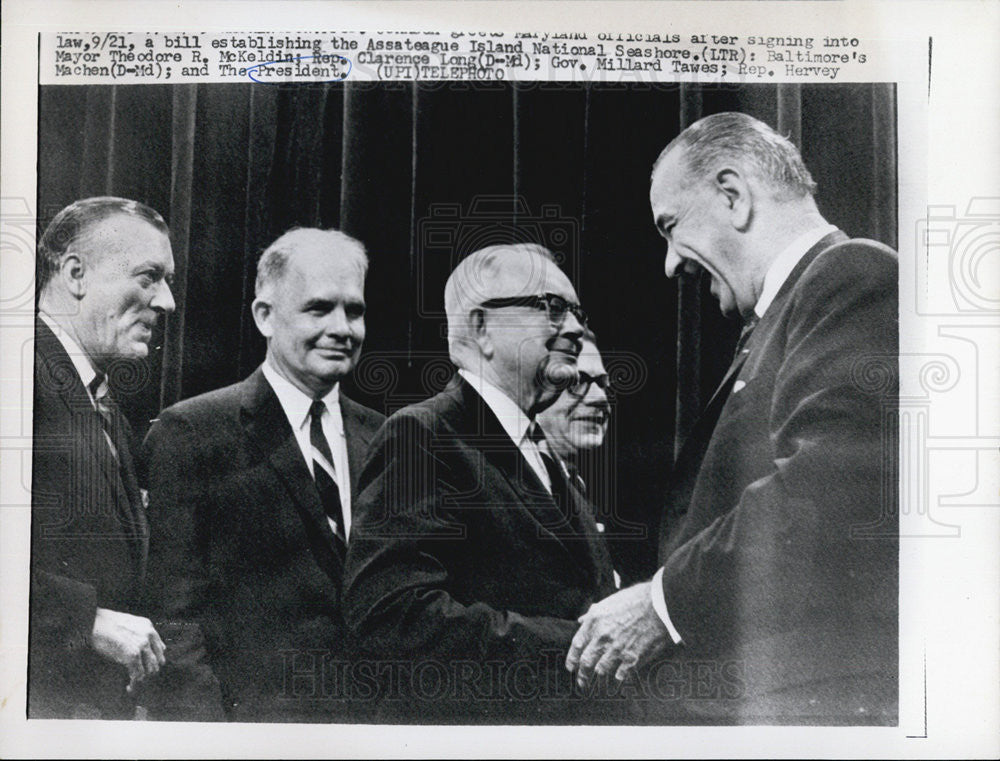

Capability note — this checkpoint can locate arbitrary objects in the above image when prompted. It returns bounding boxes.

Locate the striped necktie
[88,373,119,461]
[309,400,346,542]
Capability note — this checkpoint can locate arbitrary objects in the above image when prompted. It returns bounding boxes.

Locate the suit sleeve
[29,419,98,652]
[139,409,226,720]
[342,412,578,664]
[141,410,213,622]
[661,246,898,649]
[29,569,97,652]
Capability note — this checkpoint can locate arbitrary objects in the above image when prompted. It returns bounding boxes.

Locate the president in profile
[567,112,898,724]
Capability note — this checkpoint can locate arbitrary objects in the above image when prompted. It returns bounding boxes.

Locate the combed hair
[255,227,368,297]
[444,243,556,364]
[36,196,169,293]
[654,112,817,199]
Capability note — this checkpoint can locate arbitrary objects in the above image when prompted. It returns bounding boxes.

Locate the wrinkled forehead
[275,243,365,299]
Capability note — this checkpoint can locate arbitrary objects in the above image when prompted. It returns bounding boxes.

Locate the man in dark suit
[567,112,898,724]
[141,228,385,722]
[343,243,622,723]
[30,197,176,718]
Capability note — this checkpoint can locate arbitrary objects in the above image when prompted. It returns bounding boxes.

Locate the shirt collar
[458,368,533,447]
[754,223,838,319]
[261,360,340,431]
[38,310,98,392]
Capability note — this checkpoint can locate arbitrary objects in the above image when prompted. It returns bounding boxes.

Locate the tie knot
[88,373,107,401]
[527,420,546,446]
[309,399,327,421]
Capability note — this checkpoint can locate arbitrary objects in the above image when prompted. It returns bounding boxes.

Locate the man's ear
[251,298,275,338]
[715,168,753,231]
[469,308,493,359]
[60,252,87,299]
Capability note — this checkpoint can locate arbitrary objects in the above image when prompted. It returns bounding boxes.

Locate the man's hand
[90,608,167,692]
[566,582,670,687]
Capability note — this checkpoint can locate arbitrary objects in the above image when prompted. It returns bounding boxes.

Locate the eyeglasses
[566,371,611,399]
[478,292,588,328]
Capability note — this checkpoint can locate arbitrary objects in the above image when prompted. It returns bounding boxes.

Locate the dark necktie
[528,422,581,531]
[564,460,588,499]
[89,373,119,461]
[733,314,760,358]
[87,373,147,555]
[309,400,347,542]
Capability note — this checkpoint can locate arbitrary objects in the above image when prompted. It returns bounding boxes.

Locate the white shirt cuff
[650,567,683,645]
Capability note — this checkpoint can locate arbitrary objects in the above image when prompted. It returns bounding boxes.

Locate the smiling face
[481,250,585,411]
[74,214,176,367]
[254,243,366,398]
[650,147,751,317]
[536,340,610,459]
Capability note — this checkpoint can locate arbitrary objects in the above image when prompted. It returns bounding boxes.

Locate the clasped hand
[565,581,670,687]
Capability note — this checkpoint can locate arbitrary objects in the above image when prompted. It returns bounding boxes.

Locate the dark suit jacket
[342,376,622,723]
[657,232,899,724]
[141,366,384,722]
[29,316,148,719]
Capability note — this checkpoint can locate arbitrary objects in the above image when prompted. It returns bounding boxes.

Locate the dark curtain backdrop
[37,82,896,580]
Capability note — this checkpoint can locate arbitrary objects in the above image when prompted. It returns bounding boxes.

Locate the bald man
[343,244,622,723]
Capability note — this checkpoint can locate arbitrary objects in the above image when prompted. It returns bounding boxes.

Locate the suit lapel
[454,378,602,584]
[240,368,345,576]
[663,230,850,555]
[35,317,147,574]
[109,404,149,577]
[340,395,376,499]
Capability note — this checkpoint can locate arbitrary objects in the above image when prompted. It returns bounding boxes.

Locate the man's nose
[324,306,351,336]
[664,247,684,278]
[152,280,176,314]
[559,308,585,342]
[585,382,610,411]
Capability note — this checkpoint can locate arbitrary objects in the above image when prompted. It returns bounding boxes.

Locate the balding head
[654,112,816,201]
[444,243,557,365]
[443,243,585,413]
[255,227,367,301]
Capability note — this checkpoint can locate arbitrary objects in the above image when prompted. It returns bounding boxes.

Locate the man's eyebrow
[302,297,334,309]
[132,261,166,275]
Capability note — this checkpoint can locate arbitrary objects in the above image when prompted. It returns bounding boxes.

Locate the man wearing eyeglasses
[535,333,612,465]
[343,243,622,723]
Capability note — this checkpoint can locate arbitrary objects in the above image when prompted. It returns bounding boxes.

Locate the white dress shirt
[457,368,552,494]
[651,223,839,644]
[39,311,99,404]
[261,361,352,538]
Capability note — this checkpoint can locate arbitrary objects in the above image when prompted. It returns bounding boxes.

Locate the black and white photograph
[27,79,900,727]
[1,1,998,758]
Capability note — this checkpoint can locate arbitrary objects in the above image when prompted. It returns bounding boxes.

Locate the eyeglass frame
[565,371,611,399]
[477,292,589,328]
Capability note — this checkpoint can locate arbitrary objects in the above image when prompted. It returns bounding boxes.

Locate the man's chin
[571,424,606,444]
[123,342,150,359]
[312,359,353,384]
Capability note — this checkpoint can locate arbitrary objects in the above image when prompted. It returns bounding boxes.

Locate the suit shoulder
[156,380,244,427]
[380,387,462,437]
[805,237,898,286]
[340,393,386,428]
